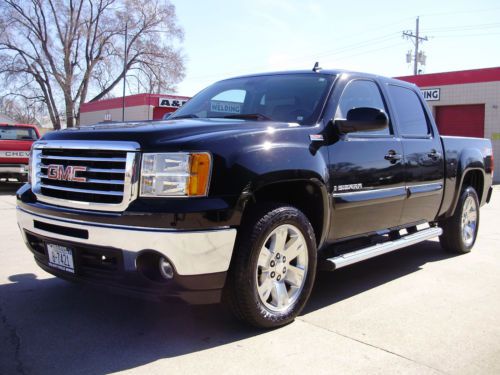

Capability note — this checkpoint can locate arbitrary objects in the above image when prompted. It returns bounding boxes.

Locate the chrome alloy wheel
[461,195,478,247]
[255,224,309,312]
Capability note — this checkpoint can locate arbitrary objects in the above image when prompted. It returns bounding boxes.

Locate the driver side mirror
[335,107,388,134]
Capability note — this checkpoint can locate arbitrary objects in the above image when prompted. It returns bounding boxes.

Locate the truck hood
[41,118,305,150]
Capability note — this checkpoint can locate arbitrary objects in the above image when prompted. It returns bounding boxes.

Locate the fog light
[159,257,174,279]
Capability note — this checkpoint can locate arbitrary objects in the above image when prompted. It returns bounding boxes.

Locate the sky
[170,0,500,97]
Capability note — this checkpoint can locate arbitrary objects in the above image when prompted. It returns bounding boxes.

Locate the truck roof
[0,123,38,128]
[225,69,417,89]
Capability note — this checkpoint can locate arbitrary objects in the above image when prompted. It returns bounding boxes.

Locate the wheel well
[246,181,325,246]
[462,170,484,202]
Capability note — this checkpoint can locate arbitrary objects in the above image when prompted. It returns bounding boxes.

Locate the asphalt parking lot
[1,182,499,375]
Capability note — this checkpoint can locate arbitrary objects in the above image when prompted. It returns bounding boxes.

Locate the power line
[188,32,401,81]
[436,32,500,38]
[186,8,500,84]
[331,41,408,63]
[183,7,499,79]
[423,22,500,33]
[418,6,500,17]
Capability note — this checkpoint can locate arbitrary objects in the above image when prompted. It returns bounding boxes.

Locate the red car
[0,123,40,182]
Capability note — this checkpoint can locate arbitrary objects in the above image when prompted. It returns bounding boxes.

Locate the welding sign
[210,100,242,114]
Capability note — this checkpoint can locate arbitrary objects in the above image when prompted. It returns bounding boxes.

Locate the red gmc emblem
[47,165,87,182]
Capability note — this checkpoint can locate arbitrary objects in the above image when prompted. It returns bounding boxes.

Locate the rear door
[327,79,406,240]
[386,85,445,225]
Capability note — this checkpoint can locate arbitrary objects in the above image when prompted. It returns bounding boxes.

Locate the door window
[388,85,430,137]
[336,80,390,135]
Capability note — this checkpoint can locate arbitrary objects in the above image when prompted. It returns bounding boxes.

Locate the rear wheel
[439,186,480,254]
[225,204,317,328]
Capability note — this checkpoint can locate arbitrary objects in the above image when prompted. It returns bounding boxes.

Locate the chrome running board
[325,227,443,270]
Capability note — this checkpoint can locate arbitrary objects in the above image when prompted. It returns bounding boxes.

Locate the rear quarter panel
[438,135,493,218]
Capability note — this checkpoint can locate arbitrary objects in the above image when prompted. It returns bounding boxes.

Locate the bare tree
[0,95,43,124]
[0,0,185,129]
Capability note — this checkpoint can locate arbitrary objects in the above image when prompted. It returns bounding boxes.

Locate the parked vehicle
[0,123,40,182]
[17,70,494,328]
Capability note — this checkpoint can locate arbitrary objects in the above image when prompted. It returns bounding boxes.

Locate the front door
[327,79,406,241]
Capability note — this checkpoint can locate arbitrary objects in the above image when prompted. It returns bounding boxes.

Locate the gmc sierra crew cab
[16,69,494,328]
[0,123,40,182]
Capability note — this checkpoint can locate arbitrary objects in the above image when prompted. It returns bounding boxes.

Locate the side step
[323,227,443,270]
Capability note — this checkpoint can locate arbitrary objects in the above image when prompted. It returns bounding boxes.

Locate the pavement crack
[0,304,26,375]
[298,318,448,375]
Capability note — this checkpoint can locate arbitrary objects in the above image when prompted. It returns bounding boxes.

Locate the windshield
[172,73,335,125]
[0,126,38,140]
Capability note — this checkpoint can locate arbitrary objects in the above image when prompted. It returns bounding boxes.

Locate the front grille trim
[31,140,140,212]
[38,175,125,185]
[39,183,125,196]
[40,155,128,162]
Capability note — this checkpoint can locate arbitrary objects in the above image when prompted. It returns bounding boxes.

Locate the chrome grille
[31,141,140,212]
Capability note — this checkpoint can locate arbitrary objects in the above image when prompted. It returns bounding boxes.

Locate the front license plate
[47,244,75,273]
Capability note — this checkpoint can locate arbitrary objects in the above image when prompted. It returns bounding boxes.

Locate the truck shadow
[304,240,455,314]
[1,240,454,374]
[1,273,259,375]
[0,181,23,196]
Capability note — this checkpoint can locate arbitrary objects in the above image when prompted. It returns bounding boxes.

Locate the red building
[79,93,190,126]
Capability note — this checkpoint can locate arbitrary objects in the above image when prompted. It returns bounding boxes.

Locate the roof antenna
[312,62,322,72]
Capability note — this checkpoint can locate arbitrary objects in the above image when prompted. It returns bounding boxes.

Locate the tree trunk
[65,96,75,128]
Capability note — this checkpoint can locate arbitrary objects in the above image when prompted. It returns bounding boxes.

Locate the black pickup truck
[17,69,494,328]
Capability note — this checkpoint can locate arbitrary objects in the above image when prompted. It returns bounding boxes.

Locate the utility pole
[122,21,128,122]
[403,17,428,75]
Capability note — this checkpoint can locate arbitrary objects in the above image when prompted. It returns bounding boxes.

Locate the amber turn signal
[188,153,211,196]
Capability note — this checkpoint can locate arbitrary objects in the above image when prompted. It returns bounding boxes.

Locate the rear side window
[388,85,430,137]
[336,80,390,135]
[0,126,38,140]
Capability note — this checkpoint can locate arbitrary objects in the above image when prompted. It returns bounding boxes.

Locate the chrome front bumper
[17,207,237,276]
[0,164,28,174]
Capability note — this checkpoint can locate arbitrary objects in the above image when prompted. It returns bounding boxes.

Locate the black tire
[439,186,480,254]
[225,203,317,328]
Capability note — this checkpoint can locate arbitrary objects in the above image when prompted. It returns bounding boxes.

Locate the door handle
[427,150,442,160]
[384,150,402,163]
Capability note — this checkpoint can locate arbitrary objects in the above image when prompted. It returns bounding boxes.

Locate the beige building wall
[80,105,154,126]
[421,81,500,182]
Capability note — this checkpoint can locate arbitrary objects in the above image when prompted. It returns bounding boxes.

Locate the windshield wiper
[170,114,199,119]
[221,113,272,121]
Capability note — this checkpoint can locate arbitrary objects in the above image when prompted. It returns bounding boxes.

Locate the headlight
[140,152,212,197]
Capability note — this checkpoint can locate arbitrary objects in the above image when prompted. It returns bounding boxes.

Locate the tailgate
[0,140,32,164]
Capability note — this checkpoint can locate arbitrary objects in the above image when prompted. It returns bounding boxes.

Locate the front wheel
[439,186,480,254]
[225,204,317,328]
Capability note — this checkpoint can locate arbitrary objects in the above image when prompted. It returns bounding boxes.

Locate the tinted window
[0,126,38,140]
[171,74,334,125]
[336,80,390,135]
[389,85,429,136]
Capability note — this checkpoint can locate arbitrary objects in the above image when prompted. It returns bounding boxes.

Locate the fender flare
[237,173,331,250]
[447,148,485,216]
